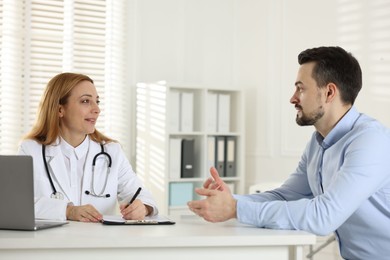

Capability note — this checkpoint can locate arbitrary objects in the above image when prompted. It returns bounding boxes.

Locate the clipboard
[101,215,175,225]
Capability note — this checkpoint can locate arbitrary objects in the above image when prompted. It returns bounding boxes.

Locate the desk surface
[0,215,315,250]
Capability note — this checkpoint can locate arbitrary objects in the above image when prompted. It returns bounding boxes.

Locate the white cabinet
[136,82,244,216]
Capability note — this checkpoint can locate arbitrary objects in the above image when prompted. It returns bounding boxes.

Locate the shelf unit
[135,82,245,216]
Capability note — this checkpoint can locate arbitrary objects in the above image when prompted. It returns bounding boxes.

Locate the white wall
[129,0,390,192]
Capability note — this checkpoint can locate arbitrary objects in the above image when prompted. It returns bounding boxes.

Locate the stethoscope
[42,143,112,200]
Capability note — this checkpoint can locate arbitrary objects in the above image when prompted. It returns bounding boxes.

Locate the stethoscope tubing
[42,142,112,199]
[42,144,58,196]
[93,149,112,167]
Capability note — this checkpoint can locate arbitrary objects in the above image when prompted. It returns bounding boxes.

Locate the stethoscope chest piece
[50,192,64,200]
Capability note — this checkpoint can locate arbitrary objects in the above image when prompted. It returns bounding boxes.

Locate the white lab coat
[18,137,158,221]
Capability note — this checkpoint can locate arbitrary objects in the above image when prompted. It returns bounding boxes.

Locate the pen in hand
[126,187,142,208]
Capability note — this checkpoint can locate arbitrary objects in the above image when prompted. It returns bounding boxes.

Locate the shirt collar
[60,135,90,160]
[316,106,361,149]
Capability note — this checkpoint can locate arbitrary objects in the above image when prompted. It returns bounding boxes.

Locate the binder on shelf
[181,139,195,178]
[207,93,218,132]
[168,91,180,132]
[225,136,236,177]
[169,182,194,206]
[207,136,216,168]
[215,136,226,176]
[217,93,230,132]
[169,138,182,179]
[180,92,194,132]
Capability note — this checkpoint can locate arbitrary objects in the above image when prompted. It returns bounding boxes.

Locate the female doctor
[18,72,158,222]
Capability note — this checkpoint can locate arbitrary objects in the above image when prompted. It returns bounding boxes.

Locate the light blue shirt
[236,106,390,260]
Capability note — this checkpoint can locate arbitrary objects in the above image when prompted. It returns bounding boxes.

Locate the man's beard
[295,106,324,126]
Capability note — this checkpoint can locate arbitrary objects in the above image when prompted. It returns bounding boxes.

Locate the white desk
[0,215,315,260]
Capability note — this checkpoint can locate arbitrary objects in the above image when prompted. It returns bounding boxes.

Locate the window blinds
[0,0,130,156]
[0,0,25,153]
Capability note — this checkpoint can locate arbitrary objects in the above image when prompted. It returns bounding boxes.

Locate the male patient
[188,46,390,260]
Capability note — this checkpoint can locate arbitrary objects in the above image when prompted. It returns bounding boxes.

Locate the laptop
[0,155,68,231]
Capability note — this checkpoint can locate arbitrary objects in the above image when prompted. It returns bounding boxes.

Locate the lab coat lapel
[44,144,72,201]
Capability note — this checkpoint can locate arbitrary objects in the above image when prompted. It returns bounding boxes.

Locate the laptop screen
[0,155,68,230]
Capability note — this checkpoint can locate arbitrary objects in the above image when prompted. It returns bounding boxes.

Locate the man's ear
[325,83,337,103]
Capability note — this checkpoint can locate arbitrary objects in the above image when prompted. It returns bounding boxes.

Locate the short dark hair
[298,46,362,105]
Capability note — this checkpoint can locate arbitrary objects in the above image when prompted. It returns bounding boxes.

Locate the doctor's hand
[187,167,237,223]
[66,204,103,222]
[119,199,149,220]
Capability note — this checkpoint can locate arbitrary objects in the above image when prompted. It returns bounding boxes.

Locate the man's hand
[203,167,227,191]
[187,167,237,222]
